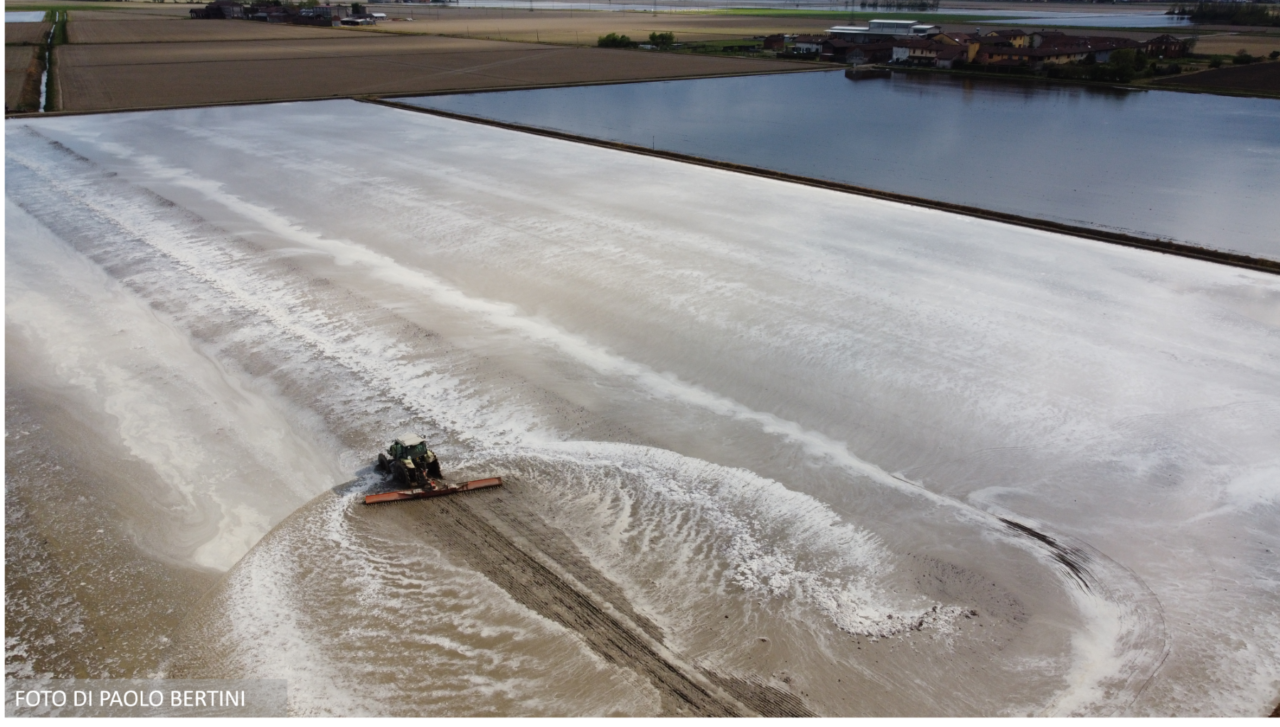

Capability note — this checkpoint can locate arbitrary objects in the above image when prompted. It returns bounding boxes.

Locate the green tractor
[375,434,443,489]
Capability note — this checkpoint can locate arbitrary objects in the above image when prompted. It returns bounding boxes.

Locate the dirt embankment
[395,489,815,717]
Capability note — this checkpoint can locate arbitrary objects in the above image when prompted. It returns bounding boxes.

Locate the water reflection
[408,71,1280,259]
[893,71,1136,103]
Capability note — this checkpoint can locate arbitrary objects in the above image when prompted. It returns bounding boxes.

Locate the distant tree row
[1043,48,1156,83]
[1167,1,1280,27]
[1208,48,1280,67]
[598,32,636,48]
[597,32,676,49]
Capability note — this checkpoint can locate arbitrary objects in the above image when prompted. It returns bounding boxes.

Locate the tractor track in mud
[998,518,1092,590]
[399,490,815,717]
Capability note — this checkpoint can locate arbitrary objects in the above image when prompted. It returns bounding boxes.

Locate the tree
[1109,48,1137,72]
[649,31,675,48]
[598,33,637,48]
[352,2,364,13]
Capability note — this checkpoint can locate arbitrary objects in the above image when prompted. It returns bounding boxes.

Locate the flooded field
[6,101,1279,716]
[409,70,1280,261]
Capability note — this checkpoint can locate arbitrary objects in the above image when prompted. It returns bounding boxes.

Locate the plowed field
[5,45,39,111]
[343,8,838,45]
[68,18,356,44]
[69,8,189,21]
[1189,33,1280,58]
[1153,60,1280,94]
[54,39,816,112]
[5,21,50,46]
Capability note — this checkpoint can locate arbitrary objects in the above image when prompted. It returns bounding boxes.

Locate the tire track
[409,491,788,716]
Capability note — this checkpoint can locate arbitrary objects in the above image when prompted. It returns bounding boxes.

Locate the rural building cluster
[765,19,1189,69]
[190,1,385,26]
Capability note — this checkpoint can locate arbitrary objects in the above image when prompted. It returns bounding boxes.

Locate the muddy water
[6,102,1279,716]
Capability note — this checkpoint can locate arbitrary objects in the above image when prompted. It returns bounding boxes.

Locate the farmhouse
[1143,34,1189,58]
[827,19,941,44]
[794,35,826,55]
[808,21,1189,72]
[190,2,245,20]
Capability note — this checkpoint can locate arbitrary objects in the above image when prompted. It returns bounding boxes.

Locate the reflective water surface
[409,70,1280,260]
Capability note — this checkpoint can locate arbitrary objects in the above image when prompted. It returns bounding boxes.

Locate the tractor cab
[376,434,443,488]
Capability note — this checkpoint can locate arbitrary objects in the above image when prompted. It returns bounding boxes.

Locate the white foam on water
[6,125,1110,710]
[5,198,340,570]
[1043,590,1133,716]
[12,134,1000,639]
[7,131,992,707]
[69,137,1006,519]
[206,480,661,716]
[1217,462,1280,515]
[65,134,1175,706]
[495,442,964,642]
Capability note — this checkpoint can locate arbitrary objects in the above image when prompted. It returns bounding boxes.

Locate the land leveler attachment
[364,434,502,504]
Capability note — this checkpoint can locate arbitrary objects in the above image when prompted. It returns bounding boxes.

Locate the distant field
[5,21,50,45]
[70,8,189,21]
[67,18,357,44]
[345,8,840,44]
[706,8,1000,23]
[54,38,816,112]
[5,45,39,111]
[6,2,192,18]
[1153,59,1280,94]
[57,34,545,65]
[1191,33,1280,57]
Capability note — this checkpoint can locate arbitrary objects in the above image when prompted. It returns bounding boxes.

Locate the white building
[827,20,941,43]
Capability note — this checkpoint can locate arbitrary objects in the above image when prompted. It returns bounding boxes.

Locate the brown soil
[5,0,195,20]
[1152,59,1280,94]
[353,7,837,45]
[70,8,191,21]
[52,39,816,113]
[58,34,544,64]
[1190,33,1280,58]
[5,21,50,46]
[5,45,40,112]
[398,489,815,716]
[68,18,357,44]
[3,382,220,680]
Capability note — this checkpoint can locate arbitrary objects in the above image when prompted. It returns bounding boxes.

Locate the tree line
[598,31,675,49]
[1167,1,1280,27]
